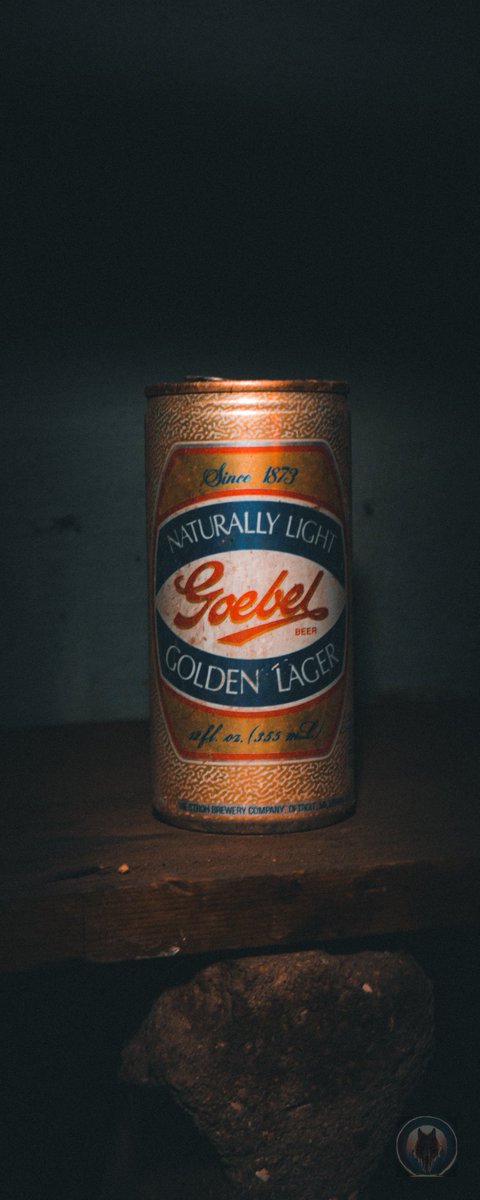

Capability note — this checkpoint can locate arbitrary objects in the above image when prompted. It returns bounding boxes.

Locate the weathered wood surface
[1,700,479,970]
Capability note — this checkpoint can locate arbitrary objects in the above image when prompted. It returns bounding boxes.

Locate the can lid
[145,378,349,398]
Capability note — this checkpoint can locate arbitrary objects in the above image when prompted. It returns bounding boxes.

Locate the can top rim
[145,378,349,398]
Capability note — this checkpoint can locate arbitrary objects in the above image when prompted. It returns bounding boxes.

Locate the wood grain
[1,700,479,970]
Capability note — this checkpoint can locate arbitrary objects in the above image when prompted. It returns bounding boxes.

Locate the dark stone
[121,949,434,1200]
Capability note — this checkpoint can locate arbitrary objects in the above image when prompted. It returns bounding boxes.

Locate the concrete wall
[2,1,479,725]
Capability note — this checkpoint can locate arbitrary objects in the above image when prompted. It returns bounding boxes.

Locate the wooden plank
[80,856,479,963]
[1,700,479,969]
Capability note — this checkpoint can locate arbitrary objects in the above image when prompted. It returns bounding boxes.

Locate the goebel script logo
[173,559,329,647]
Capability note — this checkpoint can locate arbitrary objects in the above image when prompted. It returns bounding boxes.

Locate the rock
[121,949,433,1199]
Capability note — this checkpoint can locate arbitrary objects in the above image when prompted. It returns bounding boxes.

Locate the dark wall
[2,1,479,724]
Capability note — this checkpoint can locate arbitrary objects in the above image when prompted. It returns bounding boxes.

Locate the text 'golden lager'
[145,378,354,832]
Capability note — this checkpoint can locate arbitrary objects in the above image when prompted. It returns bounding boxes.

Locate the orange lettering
[173,561,224,629]
[172,560,329,644]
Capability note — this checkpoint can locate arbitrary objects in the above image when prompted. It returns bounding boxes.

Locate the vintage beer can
[145,378,353,833]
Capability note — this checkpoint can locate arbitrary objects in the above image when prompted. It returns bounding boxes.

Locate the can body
[145,379,354,832]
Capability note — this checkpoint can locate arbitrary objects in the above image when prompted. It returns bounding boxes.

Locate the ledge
[1,699,479,970]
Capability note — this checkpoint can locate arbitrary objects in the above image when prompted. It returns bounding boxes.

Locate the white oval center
[156,549,345,659]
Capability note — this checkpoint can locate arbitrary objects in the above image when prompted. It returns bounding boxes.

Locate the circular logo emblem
[396,1116,457,1177]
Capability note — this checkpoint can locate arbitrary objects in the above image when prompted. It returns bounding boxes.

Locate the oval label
[152,442,349,760]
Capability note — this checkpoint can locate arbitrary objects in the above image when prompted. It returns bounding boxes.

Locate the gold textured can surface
[145,378,354,832]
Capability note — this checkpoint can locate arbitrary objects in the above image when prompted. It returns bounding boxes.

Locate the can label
[153,441,348,762]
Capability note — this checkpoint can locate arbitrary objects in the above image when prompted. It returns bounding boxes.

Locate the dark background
[1,3,479,1197]
[2,0,479,725]
[2,0,479,364]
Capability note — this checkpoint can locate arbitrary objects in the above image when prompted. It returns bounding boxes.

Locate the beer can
[145,378,354,833]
